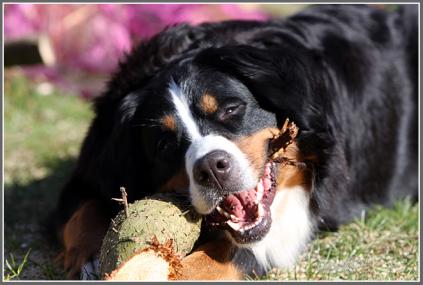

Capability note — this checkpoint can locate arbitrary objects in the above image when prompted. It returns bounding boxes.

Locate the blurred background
[4,4,308,98]
[4,3,416,281]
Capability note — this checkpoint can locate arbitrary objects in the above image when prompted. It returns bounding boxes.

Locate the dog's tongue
[221,189,258,222]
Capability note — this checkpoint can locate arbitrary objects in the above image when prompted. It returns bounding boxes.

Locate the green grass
[4,69,93,280]
[261,199,419,280]
[3,70,419,280]
[4,249,31,281]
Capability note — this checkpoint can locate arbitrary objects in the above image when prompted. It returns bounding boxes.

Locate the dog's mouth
[205,162,277,244]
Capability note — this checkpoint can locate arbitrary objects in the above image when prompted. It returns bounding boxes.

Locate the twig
[269,118,308,169]
[273,156,307,170]
[112,187,129,218]
[269,118,299,159]
[110,219,119,233]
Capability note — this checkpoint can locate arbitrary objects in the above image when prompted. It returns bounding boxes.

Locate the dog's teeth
[256,181,264,203]
[239,229,245,234]
[230,214,239,222]
[264,164,271,176]
[258,203,265,217]
[217,206,231,218]
[216,206,228,217]
[227,220,241,231]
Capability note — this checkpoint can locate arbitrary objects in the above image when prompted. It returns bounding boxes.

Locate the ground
[3,70,419,281]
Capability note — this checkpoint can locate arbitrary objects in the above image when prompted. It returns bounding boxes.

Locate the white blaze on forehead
[168,80,201,141]
[168,80,256,215]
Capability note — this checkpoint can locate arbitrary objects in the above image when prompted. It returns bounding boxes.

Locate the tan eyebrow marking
[161,114,176,131]
[200,93,218,114]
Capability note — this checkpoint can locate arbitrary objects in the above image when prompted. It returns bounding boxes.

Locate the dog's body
[52,5,418,279]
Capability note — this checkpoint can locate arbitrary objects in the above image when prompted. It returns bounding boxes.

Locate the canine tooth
[239,229,245,234]
[217,206,230,218]
[256,181,264,203]
[258,203,265,217]
[230,214,239,222]
[227,220,241,231]
[264,165,271,176]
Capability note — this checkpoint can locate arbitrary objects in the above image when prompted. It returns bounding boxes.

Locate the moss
[99,194,202,279]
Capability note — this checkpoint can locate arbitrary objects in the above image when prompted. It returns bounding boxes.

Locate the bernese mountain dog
[51,4,418,280]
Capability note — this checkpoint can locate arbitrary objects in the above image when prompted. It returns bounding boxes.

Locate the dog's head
[125,45,321,242]
[101,24,331,267]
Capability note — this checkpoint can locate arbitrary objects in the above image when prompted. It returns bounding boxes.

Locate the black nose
[193,150,233,190]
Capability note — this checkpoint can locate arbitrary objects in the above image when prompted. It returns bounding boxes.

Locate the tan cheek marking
[236,127,312,192]
[235,127,280,177]
[200,94,218,114]
[275,142,312,191]
[159,168,189,195]
[161,115,176,131]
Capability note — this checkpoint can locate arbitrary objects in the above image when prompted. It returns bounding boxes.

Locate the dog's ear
[194,45,323,129]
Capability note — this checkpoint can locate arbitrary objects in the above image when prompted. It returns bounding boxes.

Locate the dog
[51,4,418,280]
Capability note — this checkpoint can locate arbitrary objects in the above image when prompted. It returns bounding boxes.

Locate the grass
[4,249,31,281]
[4,69,93,280]
[261,199,419,280]
[3,70,419,280]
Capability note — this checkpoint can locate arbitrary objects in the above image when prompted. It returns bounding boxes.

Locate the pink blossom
[5,4,269,97]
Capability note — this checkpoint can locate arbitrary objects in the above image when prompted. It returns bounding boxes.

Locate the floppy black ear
[54,90,148,227]
[194,45,325,131]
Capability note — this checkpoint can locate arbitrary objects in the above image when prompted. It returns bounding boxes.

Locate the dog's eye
[219,103,245,121]
[156,137,174,153]
[225,106,237,114]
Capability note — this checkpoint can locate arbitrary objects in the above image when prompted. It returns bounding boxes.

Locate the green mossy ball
[99,194,202,278]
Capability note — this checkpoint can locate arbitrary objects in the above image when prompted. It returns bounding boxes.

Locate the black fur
[52,4,418,274]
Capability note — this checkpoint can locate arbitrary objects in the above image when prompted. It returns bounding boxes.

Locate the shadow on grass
[4,157,79,279]
[4,158,76,240]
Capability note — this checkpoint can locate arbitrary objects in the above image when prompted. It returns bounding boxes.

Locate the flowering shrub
[5,4,268,97]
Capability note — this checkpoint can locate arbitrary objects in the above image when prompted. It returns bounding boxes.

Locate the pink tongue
[222,189,257,221]
[235,190,257,208]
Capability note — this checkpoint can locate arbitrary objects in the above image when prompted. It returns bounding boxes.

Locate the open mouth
[205,162,277,244]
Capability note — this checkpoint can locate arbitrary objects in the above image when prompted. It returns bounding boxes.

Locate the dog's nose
[193,150,233,190]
